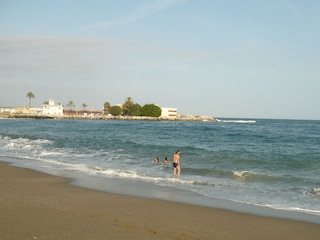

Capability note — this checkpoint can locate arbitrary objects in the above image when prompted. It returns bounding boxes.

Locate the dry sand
[1,162,319,240]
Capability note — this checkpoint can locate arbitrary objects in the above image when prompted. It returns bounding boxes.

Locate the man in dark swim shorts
[172,150,181,175]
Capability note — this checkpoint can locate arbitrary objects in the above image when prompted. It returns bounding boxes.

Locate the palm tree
[103,101,111,114]
[82,103,88,111]
[122,97,134,116]
[66,101,75,111]
[26,91,35,108]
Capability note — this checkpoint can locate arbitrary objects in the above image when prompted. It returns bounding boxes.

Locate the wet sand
[1,162,319,240]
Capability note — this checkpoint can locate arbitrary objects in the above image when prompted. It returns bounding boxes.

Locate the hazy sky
[1,0,319,120]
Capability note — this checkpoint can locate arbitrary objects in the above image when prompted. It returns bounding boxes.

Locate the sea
[1,118,319,223]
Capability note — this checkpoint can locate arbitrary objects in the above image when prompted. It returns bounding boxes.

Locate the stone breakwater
[2,113,216,122]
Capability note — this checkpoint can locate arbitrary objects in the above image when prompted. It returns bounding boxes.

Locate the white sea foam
[312,188,320,193]
[41,159,207,187]
[38,150,63,157]
[3,136,52,151]
[216,119,256,123]
[309,188,320,197]
[264,205,320,216]
[232,170,256,180]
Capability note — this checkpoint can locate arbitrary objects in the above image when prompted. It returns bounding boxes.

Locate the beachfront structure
[0,107,16,114]
[15,107,43,115]
[42,99,63,116]
[63,109,103,117]
[160,107,177,119]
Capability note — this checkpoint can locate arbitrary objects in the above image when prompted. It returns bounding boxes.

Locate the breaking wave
[216,119,256,123]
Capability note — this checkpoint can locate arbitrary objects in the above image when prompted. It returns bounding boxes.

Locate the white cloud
[0,35,223,79]
[0,35,124,75]
[81,0,186,30]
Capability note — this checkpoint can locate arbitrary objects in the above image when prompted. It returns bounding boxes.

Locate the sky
[0,0,319,120]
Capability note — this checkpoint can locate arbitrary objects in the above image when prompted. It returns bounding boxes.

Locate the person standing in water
[172,150,181,175]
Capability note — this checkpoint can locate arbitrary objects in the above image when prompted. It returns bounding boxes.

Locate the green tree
[66,100,75,111]
[131,103,141,116]
[26,91,35,108]
[110,105,122,116]
[81,103,88,111]
[103,101,111,114]
[122,97,135,116]
[141,104,161,117]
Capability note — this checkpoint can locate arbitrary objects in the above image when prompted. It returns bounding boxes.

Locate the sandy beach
[1,162,319,240]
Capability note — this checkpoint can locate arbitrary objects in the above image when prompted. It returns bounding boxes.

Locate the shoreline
[70,172,320,224]
[2,156,320,224]
[1,161,319,240]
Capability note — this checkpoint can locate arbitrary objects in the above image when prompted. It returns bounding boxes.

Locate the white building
[160,107,177,119]
[42,99,63,116]
[0,107,16,114]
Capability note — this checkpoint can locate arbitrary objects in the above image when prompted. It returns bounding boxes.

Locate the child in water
[163,157,170,163]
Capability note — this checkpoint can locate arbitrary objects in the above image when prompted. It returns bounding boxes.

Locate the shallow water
[1,118,319,222]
